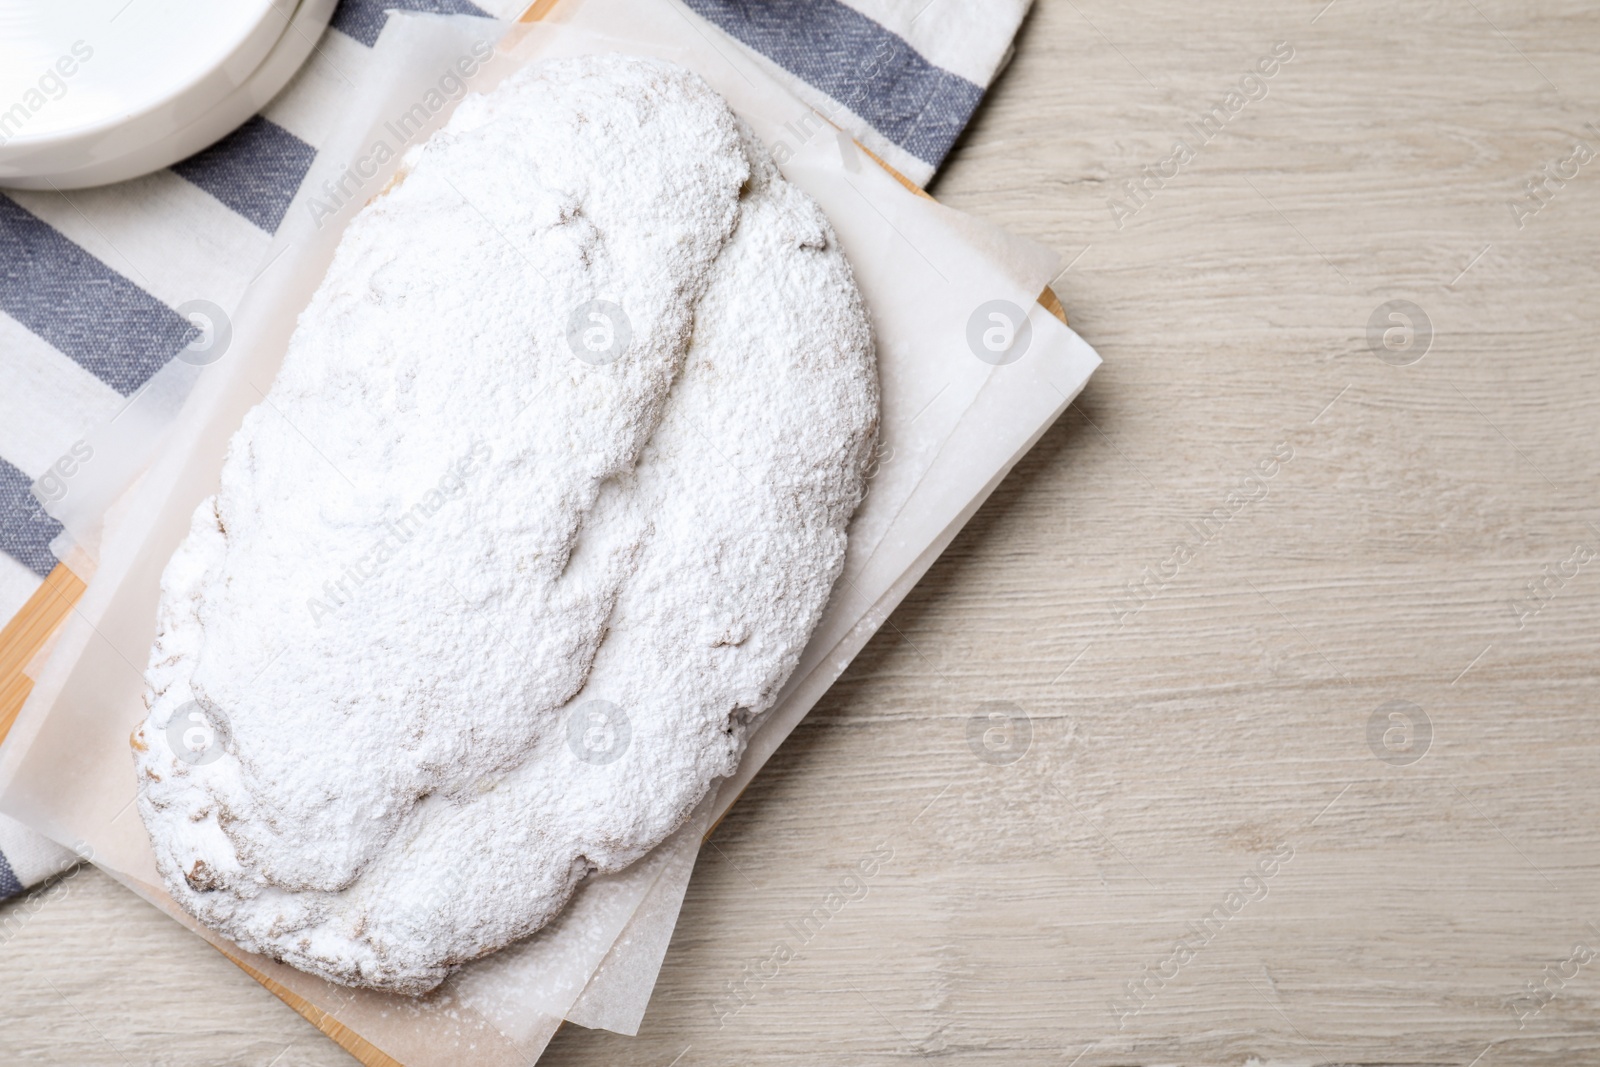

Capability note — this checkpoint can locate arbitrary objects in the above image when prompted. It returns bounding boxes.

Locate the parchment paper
[0,4,1100,1063]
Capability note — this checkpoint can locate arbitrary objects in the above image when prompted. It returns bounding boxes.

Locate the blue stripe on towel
[331,0,492,48]
[0,850,21,899]
[0,196,197,397]
[0,457,63,579]
[681,0,984,169]
[172,116,319,234]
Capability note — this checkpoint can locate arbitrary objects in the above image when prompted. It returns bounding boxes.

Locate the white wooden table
[5,1,1600,1063]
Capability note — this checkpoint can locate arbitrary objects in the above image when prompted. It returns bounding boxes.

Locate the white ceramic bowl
[0,0,335,189]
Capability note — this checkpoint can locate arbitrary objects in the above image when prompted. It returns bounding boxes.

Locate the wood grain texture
[0,565,83,739]
[5,0,1600,1063]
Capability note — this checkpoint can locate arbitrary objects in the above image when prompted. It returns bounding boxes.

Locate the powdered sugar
[131,53,877,995]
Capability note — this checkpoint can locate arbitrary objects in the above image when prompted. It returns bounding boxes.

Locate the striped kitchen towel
[0,0,1034,899]
[682,0,1031,185]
